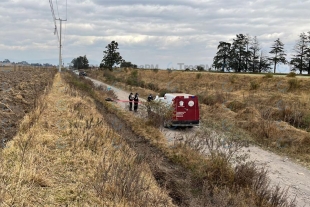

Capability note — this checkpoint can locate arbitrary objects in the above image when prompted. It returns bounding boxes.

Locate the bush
[146,83,159,91]
[139,80,145,88]
[126,70,142,87]
[264,73,273,79]
[288,79,299,91]
[196,73,202,79]
[302,113,310,130]
[199,92,225,106]
[286,72,296,77]
[103,70,117,82]
[204,155,234,189]
[202,95,216,105]
[229,74,237,83]
[250,81,259,90]
[227,100,246,112]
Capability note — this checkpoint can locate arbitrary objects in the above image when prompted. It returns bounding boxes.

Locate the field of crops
[0,67,56,147]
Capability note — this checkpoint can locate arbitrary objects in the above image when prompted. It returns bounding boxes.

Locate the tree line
[212,32,310,74]
[71,41,137,71]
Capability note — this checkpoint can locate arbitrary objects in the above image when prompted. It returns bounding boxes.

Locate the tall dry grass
[0,73,174,206]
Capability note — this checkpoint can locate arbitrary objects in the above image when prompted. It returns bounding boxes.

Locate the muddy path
[87,76,310,207]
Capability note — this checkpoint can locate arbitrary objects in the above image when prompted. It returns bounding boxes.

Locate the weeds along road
[87,76,310,207]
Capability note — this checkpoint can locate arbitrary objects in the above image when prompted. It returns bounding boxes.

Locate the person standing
[147,94,153,113]
[134,93,139,112]
[128,92,134,111]
[147,94,153,102]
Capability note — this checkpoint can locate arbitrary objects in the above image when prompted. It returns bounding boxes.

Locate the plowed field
[0,67,56,146]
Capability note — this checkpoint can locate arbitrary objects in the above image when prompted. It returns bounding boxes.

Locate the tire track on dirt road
[87,76,310,207]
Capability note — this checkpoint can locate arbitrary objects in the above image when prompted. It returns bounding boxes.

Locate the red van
[157,93,200,127]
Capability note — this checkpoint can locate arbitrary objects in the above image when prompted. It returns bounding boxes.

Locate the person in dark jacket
[147,94,153,102]
[128,92,134,111]
[134,93,139,112]
[147,94,153,114]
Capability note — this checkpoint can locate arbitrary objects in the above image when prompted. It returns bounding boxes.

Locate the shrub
[159,89,170,97]
[264,73,273,78]
[288,79,299,91]
[153,69,159,73]
[286,72,296,77]
[103,70,117,82]
[139,80,145,88]
[250,81,259,90]
[227,100,246,112]
[199,92,225,106]
[302,113,310,130]
[203,94,216,105]
[196,73,202,79]
[146,83,159,91]
[126,70,141,87]
[229,74,237,83]
[204,155,235,189]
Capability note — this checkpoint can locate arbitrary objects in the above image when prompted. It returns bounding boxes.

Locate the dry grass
[0,73,174,206]
[88,69,310,167]
[81,70,296,206]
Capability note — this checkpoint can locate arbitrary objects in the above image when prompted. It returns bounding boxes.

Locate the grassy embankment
[89,69,310,168]
[0,73,174,206]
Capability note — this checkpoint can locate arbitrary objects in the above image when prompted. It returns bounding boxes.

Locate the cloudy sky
[0,0,309,70]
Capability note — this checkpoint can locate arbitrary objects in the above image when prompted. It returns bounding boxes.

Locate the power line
[55,0,60,19]
[49,0,59,42]
[49,0,67,72]
[62,0,68,49]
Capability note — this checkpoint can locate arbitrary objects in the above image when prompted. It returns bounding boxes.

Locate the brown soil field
[0,67,56,146]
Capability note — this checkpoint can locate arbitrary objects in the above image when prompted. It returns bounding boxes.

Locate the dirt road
[87,76,310,207]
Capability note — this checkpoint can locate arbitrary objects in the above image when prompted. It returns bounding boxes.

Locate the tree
[269,38,287,73]
[3,59,10,63]
[244,34,252,71]
[257,51,272,73]
[290,32,309,74]
[100,41,123,71]
[120,61,137,68]
[196,66,205,71]
[82,55,89,69]
[71,55,89,69]
[230,34,249,72]
[249,36,261,73]
[212,41,231,72]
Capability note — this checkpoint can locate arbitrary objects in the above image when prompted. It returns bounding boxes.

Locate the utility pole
[56,18,67,72]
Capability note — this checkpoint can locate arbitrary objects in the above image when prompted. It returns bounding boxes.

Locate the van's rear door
[173,95,199,125]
